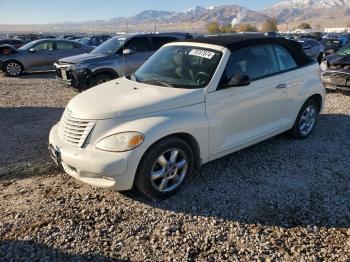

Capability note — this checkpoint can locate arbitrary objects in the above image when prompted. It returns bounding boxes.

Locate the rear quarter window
[56,41,75,50]
[274,45,298,71]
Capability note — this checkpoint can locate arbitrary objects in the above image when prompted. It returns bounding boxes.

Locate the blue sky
[0,0,281,24]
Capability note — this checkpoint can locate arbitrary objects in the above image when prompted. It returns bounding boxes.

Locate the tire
[88,73,114,88]
[3,60,23,76]
[288,99,319,139]
[135,137,194,200]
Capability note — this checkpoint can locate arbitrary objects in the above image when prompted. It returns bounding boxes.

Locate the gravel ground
[0,73,349,261]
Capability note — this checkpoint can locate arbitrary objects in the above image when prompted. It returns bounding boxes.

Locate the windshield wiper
[140,79,175,87]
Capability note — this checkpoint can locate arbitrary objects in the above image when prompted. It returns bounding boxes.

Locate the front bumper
[54,63,90,91]
[49,124,136,191]
[321,70,350,91]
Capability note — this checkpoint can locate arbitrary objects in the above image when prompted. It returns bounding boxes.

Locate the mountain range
[96,5,269,27]
[1,0,350,33]
[263,0,350,23]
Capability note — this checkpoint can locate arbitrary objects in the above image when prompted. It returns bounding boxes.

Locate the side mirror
[226,73,251,87]
[123,49,133,55]
[28,48,37,52]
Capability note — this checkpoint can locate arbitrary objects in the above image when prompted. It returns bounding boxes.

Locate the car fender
[286,65,325,127]
[89,61,123,77]
[90,67,119,78]
[88,104,209,177]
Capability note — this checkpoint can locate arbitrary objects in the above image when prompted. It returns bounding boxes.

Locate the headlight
[95,132,144,152]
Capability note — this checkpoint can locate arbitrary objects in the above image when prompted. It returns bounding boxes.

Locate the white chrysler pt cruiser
[49,35,326,200]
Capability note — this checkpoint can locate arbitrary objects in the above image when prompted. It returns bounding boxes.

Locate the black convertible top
[180,34,312,66]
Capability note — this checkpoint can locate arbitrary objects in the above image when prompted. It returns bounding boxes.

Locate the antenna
[122,42,125,77]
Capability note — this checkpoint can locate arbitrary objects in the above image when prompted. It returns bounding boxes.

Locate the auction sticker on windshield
[189,49,215,59]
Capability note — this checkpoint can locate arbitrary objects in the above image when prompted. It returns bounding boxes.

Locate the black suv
[54,33,192,91]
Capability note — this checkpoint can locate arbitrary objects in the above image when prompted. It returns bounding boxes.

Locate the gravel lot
[0,73,349,261]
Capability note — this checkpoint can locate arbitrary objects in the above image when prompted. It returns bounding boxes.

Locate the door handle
[276,83,287,89]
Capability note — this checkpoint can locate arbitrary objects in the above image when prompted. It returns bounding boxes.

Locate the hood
[326,54,350,66]
[67,77,205,119]
[58,52,113,65]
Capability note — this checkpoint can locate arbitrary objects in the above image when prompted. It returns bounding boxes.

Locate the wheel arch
[138,132,202,172]
[2,59,25,72]
[91,68,118,78]
[308,93,323,112]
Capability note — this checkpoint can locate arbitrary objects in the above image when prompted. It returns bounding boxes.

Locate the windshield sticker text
[189,49,215,59]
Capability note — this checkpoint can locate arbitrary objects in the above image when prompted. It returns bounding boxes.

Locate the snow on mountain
[264,0,350,22]
[272,0,350,9]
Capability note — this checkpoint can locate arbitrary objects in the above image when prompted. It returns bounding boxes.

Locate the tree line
[207,18,313,33]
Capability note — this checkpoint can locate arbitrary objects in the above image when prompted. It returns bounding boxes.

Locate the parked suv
[49,35,325,200]
[54,33,192,91]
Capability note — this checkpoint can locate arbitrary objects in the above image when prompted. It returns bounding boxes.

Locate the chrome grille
[58,111,95,147]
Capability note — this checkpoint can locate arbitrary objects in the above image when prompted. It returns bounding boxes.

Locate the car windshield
[132,45,222,89]
[19,41,38,50]
[91,37,125,54]
[336,44,350,55]
[77,37,91,45]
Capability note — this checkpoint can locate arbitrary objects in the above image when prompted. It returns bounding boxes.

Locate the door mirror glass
[226,73,251,87]
[123,48,133,55]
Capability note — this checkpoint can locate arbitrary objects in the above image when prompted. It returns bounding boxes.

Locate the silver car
[0,39,93,76]
[298,38,325,63]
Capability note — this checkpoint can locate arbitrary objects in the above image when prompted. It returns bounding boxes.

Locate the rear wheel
[89,73,114,87]
[288,99,319,139]
[3,60,23,76]
[135,137,194,200]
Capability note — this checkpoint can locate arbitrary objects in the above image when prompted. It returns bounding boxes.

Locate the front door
[206,44,287,157]
[26,41,55,69]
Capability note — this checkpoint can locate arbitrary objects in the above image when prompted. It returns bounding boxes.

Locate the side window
[219,45,279,86]
[56,41,75,50]
[151,37,177,50]
[125,37,152,53]
[274,45,297,71]
[33,42,54,51]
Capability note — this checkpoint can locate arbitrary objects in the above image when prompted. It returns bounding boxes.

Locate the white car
[49,35,326,200]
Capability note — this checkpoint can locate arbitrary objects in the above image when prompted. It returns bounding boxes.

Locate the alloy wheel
[299,104,317,136]
[6,62,21,76]
[151,148,188,193]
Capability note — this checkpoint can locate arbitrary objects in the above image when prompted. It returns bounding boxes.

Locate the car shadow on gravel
[126,114,350,229]
[0,240,124,262]
[17,71,56,79]
[0,107,64,170]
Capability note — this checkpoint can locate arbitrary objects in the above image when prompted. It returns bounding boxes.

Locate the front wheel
[3,61,23,76]
[288,99,319,139]
[135,137,194,200]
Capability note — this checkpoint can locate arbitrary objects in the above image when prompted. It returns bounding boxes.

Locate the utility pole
[126,18,129,34]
